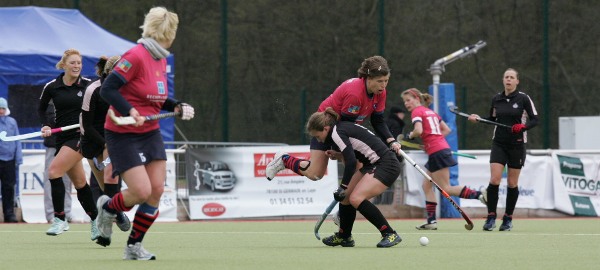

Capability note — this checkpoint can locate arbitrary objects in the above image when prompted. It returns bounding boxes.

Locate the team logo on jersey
[77,90,83,97]
[513,103,519,109]
[118,59,132,73]
[347,105,360,114]
[157,81,165,94]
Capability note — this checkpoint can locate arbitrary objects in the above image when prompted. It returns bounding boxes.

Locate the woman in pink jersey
[266,56,401,181]
[96,7,194,260]
[401,88,485,230]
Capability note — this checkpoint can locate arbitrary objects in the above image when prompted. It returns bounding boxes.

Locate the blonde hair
[306,107,340,133]
[401,88,433,108]
[140,7,179,43]
[55,49,82,70]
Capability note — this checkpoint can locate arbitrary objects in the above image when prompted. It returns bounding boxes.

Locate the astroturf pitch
[0,218,597,270]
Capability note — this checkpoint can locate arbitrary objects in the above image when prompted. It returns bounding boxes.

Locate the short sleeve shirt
[411,106,449,155]
[318,78,386,124]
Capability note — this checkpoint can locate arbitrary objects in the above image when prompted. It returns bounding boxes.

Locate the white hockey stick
[0,123,80,142]
[107,109,181,125]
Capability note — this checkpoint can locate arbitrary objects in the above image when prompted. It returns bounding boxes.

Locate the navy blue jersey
[486,90,538,145]
[326,121,394,185]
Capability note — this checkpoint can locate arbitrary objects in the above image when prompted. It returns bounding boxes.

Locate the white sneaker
[46,217,69,236]
[331,210,340,226]
[96,195,116,242]
[266,152,287,180]
[91,219,100,241]
[416,221,438,230]
[479,187,488,205]
[123,242,156,260]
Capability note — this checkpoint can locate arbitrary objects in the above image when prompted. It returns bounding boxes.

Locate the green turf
[0,218,598,270]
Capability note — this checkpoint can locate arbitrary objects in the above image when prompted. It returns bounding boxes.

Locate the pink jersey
[105,44,168,133]
[318,78,386,124]
[410,106,449,155]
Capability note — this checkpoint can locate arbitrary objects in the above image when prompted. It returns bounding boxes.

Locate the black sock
[356,200,393,235]
[338,203,356,238]
[487,184,500,216]
[50,178,66,220]
[76,184,98,220]
[505,186,519,216]
[104,183,120,198]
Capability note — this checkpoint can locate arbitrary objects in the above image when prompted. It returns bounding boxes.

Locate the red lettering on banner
[202,203,226,217]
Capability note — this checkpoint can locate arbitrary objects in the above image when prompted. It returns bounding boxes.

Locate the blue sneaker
[499,215,513,231]
[483,214,496,231]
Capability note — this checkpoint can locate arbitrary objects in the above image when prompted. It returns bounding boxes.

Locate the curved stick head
[0,131,8,141]
[448,105,459,113]
[465,223,474,230]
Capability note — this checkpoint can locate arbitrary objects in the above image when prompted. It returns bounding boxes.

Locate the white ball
[419,236,429,246]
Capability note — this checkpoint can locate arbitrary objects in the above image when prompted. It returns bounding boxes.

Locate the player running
[401,88,486,230]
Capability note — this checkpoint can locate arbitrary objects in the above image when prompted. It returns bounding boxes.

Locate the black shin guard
[357,200,393,234]
[76,184,98,220]
[338,204,356,237]
[487,184,500,215]
[50,178,65,219]
[505,186,519,216]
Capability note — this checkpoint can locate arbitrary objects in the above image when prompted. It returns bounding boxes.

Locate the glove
[333,184,348,202]
[178,103,195,120]
[511,123,527,134]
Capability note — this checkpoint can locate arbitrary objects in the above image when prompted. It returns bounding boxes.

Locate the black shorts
[80,137,105,159]
[105,129,167,178]
[55,137,81,156]
[424,148,457,172]
[359,151,400,187]
[490,142,526,169]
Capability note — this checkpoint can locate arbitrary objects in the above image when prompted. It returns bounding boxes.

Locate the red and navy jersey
[410,106,449,155]
[105,43,169,133]
[318,77,386,124]
[486,90,538,144]
[326,121,393,185]
[38,73,91,141]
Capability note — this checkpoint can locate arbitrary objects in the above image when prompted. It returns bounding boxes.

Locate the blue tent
[0,6,175,142]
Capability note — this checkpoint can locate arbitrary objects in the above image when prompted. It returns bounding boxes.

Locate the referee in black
[468,68,538,231]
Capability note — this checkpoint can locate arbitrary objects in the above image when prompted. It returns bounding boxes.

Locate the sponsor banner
[186,146,338,219]
[405,151,554,209]
[552,153,600,216]
[19,150,177,223]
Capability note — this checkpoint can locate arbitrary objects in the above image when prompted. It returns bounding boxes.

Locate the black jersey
[486,89,538,145]
[326,121,394,185]
[38,73,91,144]
[80,79,109,146]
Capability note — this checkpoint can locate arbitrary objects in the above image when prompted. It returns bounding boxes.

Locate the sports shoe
[332,210,340,226]
[478,187,488,205]
[46,217,69,236]
[266,152,287,180]
[483,214,496,231]
[96,195,116,245]
[499,215,513,231]
[416,220,438,230]
[322,232,355,247]
[91,220,100,241]
[123,242,156,260]
[116,212,131,232]
[377,231,402,248]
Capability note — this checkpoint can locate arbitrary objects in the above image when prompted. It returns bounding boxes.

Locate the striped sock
[425,201,437,223]
[127,203,159,245]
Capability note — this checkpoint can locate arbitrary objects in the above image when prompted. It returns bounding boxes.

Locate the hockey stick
[0,123,80,142]
[448,106,511,129]
[396,149,474,230]
[396,135,477,159]
[314,199,338,240]
[107,109,181,125]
